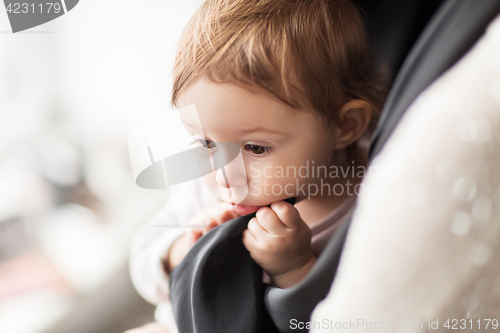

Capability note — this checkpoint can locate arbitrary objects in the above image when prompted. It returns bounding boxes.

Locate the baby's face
[177,77,339,214]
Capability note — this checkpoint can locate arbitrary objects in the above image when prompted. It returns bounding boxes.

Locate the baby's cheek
[248,176,297,201]
[200,173,219,193]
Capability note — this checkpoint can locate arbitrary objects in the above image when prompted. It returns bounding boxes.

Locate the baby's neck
[294,177,359,226]
[294,149,365,226]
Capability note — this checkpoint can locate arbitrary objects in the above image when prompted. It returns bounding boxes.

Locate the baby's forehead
[176,79,330,132]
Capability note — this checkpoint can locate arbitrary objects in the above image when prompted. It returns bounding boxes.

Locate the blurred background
[0,1,203,332]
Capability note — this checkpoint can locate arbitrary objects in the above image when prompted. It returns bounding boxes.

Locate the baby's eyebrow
[237,127,287,136]
[182,121,288,137]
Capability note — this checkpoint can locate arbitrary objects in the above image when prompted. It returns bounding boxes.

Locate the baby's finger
[255,206,287,234]
[214,210,240,225]
[270,201,302,228]
[200,210,240,235]
[188,228,203,244]
[247,216,269,241]
[242,228,258,251]
[205,219,218,230]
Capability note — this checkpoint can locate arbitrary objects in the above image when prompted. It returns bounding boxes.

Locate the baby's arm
[242,201,316,289]
[129,201,187,305]
[164,231,200,273]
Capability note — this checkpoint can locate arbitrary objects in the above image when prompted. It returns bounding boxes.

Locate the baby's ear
[333,100,372,149]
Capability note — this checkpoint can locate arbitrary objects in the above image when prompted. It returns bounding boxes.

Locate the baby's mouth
[222,201,262,216]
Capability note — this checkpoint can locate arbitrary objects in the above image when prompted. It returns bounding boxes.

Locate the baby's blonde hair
[171,0,385,131]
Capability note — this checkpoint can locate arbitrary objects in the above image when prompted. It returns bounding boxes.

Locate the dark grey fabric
[353,0,445,88]
[169,198,296,333]
[168,1,500,332]
[169,213,276,333]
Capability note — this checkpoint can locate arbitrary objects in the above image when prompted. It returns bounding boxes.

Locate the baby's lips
[231,204,262,216]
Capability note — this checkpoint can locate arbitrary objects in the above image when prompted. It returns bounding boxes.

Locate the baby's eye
[197,138,217,151]
[244,144,272,156]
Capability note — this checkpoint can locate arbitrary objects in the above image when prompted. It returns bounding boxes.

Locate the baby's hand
[188,208,241,242]
[165,207,240,274]
[242,201,316,288]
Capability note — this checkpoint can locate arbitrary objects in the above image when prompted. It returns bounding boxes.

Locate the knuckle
[275,236,289,250]
[256,240,271,253]
[259,218,275,230]
[272,201,294,217]
[256,206,271,220]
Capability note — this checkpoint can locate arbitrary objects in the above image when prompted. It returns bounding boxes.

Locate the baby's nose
[216,166,246,188]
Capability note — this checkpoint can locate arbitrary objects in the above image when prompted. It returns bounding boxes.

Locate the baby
[127,0,385,332]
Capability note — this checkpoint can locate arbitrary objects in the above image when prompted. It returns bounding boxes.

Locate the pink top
[309,194,356,257]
